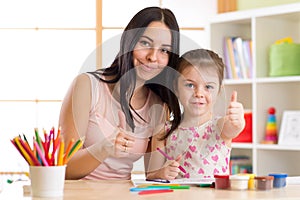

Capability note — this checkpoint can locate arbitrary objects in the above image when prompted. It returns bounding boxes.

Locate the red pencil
[138,189,173,195]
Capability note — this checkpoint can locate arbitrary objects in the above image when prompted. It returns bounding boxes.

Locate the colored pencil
[34,141,49,166]
[11,139,29,165]
[11,127,81,166]
[138,189,173,195]
[63,138,74,164]
[14,137,34,166]
[156,147,187,174]
[34,128,43,152]
[64,139,83,165]
[57,137,64,166]
[147,185,190,189]
[19,137,40,166]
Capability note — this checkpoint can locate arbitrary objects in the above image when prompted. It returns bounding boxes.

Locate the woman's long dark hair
[88,7,181,135]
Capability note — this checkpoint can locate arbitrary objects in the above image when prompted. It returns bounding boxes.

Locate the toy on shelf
[262,107,278,144]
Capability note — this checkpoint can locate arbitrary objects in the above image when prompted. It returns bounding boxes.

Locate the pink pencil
[34,141,49,166]
[156,147,186,174]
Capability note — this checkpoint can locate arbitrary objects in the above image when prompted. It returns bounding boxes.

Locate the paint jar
[268,173,288,188]
[230,175,249,190]
[254,176,274,190]
[214,174,230,189]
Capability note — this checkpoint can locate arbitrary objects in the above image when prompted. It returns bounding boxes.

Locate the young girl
[147,49,245,180]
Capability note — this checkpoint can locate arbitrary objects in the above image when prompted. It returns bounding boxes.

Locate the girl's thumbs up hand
[226,91,245,130]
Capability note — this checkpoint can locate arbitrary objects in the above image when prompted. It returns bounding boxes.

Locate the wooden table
[1,179,300,199]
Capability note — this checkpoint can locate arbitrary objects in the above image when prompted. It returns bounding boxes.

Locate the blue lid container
[268,173,288,188]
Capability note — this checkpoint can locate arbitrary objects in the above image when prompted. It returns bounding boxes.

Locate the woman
[59,6,181,180]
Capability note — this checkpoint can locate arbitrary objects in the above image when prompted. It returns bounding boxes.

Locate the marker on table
[156,147,186,174]
[145,178,170,183]
[147,185,190,189]
[130,187,170,192]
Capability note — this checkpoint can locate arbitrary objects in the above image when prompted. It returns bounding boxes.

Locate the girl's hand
[156,156,181,180]
[226,91,245,130]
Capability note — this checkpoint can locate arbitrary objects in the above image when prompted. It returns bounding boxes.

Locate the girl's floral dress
[165,118,231,178]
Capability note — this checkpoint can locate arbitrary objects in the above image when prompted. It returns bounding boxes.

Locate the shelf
[224,79,252,85]
[231,142,253,149]
[256,144,300,151]
[256,76,300,83]
[209,3,300,175]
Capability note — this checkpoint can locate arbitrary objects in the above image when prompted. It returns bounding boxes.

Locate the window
[0,0,96,172]
[0,0,215,173]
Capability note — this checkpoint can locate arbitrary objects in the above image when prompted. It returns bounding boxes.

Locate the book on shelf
[223,36,253,79]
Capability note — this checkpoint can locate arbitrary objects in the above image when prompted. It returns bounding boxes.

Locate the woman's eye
[139,40,151,47]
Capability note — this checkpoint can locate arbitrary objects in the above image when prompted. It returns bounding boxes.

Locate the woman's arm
[59,74,101,180]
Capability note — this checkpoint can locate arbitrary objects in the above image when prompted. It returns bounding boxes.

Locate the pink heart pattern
[211,155,219,162]
[213,168,220,174]
[185,151,192,159]
[198,168,205,174]
[171,134,177,141]
[184,161,191,167]
[189,145,196,152]
[203,158,209,165]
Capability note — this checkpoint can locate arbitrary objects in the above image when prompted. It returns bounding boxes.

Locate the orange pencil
[63,138,74,164]
[64,139,83,165]
[55,126,61,148]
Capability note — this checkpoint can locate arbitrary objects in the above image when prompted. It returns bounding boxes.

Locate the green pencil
[68,139,81,157]
[147,185,190,189]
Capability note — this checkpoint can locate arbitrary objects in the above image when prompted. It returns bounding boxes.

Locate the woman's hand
[114,130,135,157]
[113,111,135,157]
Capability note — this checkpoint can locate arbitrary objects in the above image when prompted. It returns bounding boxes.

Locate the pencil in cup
[156,148,186,174]
[11,129,83,166]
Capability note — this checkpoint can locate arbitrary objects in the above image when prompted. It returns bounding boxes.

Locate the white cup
[29,165,66,198]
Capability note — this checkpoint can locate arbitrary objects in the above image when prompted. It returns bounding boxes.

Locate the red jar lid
[214,174,229,179]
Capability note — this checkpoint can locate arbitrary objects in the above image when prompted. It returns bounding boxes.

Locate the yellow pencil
[57,137,64,166]
[14,137,34,166]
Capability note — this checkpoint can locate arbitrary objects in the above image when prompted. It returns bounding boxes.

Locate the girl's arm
[59,74,102,180]
[219,91,245,145]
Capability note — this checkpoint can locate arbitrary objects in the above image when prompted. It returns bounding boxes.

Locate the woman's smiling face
[133,21,172,81]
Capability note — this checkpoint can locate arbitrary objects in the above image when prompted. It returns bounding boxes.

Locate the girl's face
[177,65,220,123]
[133,21,172,81]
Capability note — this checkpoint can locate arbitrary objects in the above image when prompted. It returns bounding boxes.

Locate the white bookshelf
[208,3,300,176]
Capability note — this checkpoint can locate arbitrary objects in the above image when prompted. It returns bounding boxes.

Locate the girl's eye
[160,48,171,55]
[206,85,214,90]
